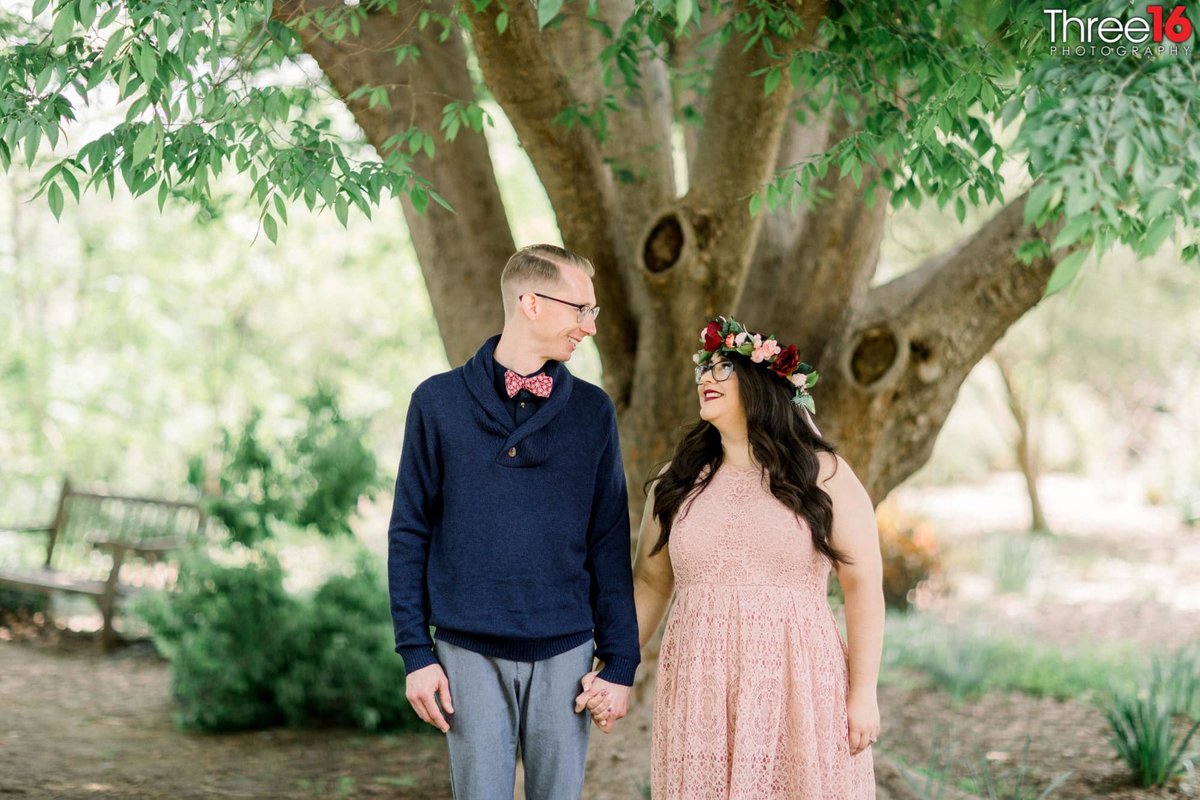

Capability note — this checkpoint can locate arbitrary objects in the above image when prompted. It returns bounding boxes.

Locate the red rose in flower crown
[770,344,800,377]
[694,316,819,413]
[702,320,723,352]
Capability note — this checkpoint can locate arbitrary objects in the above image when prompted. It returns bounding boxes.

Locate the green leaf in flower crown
[797,394,816,414]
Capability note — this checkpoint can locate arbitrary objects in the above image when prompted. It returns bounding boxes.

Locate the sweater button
[507,447,517,458]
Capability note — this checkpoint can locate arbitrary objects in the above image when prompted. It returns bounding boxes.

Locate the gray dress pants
[435,639,594,800]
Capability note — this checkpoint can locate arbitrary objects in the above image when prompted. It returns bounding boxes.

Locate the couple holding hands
[387,244,883,799]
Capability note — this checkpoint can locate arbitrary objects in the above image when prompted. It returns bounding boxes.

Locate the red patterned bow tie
[504,370,553,398]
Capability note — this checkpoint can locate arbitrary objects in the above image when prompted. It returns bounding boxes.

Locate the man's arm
[387,391,442,674]
[585,407,640,688]
[388,391,455,733]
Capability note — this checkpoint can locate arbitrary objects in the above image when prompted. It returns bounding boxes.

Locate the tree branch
[818,195,1063,499]
[737,106,888,368]
[470,1,638,403]
[683,0,828,301]
[275,0,514,365]
[542,0,675,255]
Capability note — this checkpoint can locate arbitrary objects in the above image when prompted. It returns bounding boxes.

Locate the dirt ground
[2,475,1199,799]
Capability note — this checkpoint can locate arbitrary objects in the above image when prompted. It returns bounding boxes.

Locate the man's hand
[575,671,630,734]
[405,663,454,733]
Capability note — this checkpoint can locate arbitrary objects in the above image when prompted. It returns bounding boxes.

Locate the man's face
[538,265,598,362]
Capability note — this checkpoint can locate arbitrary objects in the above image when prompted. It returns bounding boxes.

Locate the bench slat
[0,567,115,597]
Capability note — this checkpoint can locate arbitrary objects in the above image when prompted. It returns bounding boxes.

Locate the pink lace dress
[651,465,875,799]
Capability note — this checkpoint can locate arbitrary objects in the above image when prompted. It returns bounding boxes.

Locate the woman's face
[696,356,746,427]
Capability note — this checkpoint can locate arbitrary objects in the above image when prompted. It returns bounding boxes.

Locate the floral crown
[694,316,819,413]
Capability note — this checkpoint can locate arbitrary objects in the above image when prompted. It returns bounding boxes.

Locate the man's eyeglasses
[525,292,600,324]
[695,361,735,384]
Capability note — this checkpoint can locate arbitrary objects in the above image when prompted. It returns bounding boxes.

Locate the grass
[882,612,1141,702]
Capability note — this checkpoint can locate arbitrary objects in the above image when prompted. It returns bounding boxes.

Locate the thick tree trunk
[276,0,514,365]
[281,3,1064,503]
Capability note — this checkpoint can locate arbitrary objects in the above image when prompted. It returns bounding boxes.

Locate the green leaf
[47,181,63,219]
[51,7,76,46]
[1140,217,1174,256]
[763,68,782,97]
[132,121,158,165]
[495,11,508,33]
[537,0,564,30]
[100,27,126,66]
[32,0,51,18]
[1044,249,1086,297]
[334,195,349,227]
[410,185,428,214]
[429,188,454,212]
[136,44,158,86]
[1114,137,1135,176]
[1053,215,1091,251]
[748,192,762,218]
[955,197,966,223]
[1023,182,1056,225]
[675,0,694,32]
[262,212,278,244]
[61,169,80,201]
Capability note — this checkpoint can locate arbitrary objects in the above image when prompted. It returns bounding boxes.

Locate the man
[387,244,640,799]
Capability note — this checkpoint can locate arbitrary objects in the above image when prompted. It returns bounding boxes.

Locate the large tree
[1,0,1197,499]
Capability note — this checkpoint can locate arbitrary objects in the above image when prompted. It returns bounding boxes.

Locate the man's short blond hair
[500,244,595,316]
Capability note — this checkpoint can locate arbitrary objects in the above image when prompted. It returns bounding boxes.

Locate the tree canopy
[2,0,1197,497]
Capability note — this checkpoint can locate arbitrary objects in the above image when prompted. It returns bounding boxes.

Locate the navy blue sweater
[387,336,641,686]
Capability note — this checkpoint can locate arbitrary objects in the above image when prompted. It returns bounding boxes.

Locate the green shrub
[274,558,418,731]
[136,552,421,733]
[135,554,298,731]
[1105,689,1199,788]
[1148,645,1200,720]
[189,386,382,546]
[0,587,47,618]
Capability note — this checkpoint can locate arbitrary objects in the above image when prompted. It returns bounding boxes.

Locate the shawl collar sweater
[387,336,640,685]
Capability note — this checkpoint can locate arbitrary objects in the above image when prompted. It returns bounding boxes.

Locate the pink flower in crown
[751,338,781,363]
[724,333,737,348]
[790,372,808,388]
[734,331,749,346]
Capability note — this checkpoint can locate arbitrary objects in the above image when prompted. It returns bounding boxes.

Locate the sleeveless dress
[651,464,876,799]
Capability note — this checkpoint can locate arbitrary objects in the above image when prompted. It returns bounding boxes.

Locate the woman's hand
[847,689,880,756]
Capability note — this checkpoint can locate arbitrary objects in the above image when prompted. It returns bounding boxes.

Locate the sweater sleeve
[387,390,442,675]
[587,407,641,686]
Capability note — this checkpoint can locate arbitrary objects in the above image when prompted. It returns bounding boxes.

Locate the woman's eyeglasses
[694,361,735,384]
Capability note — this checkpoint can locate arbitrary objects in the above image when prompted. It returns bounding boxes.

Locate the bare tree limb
[683,0,828,301]
[818,195,1063,499]
[469,1,638,402]
[541,0,675,257]
[736,103,890,370]
[275,0,513,365]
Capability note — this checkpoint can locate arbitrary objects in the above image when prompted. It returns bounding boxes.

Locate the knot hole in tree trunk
[642,212,686,274]
[847,325,907,389]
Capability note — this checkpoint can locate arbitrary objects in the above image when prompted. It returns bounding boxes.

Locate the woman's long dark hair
[647,351,849,565]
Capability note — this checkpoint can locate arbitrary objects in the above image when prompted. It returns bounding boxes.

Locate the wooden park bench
[0,479,204,649]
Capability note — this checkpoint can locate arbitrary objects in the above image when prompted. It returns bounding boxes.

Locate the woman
[585,316,884,798]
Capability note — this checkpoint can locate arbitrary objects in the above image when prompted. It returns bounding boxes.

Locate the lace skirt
[651,584,875,800]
